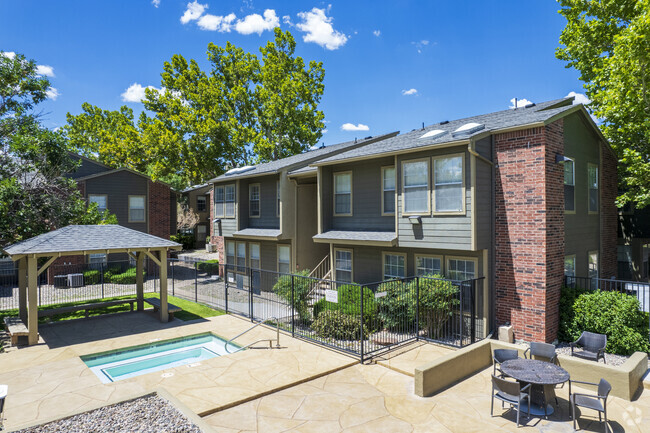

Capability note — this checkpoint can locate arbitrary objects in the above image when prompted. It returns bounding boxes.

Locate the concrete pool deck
[0,311,357,429]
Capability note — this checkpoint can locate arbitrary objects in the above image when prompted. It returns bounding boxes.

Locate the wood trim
[381,165,396,216]
[317,167,323,234]
[144,250,162,267]
[414,253,443,276]
[313,237,396,247]
[128,195,146,223]
[381,251,407,280]
[432,152,466,216]
[401,157,431,216]
[445,256,479,280]
[277,244,291,273]
[37,256,57,276]
[333,171,353,217]
[333,247,354,283]
[470,152,477,250]
[248,183,261,218]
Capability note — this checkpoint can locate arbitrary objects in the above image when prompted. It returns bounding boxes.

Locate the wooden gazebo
[1,225,182,345]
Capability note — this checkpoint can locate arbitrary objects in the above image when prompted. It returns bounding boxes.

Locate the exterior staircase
[307,255,331,303]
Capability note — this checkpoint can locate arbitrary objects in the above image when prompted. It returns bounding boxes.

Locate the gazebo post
[159,250,168,323]
[27,256,39,345]
[136,251,144,312]
[18,258,27,324]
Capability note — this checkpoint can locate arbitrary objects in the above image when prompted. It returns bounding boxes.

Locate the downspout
[490,135,497,335]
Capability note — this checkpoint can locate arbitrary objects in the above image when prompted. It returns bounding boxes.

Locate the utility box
[498,325,514,343]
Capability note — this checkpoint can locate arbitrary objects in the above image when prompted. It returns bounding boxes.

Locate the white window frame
[401,158,430,215]
[249,183,260,218]
[432,153,465,215]
[334,248,353,283]
[415,254,443,277]
[564,158,575,214]
[588,163,599,214]
[249,243,261,270]
[88,194,108,213]
[196,195,207,212]
[564,255,576,278]
[236,241,246,273]
[446,256,478,281]
[214,186,225,218]
[333,171,353,216]
[381,166,396,216]
[277,244,291,274]
[225,184,235,218]
[128,195,146,223]
[382,252,407,280]
[225,241,236,282]
[588,251,598,280]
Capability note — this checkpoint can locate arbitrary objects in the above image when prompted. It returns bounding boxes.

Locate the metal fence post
[291,275,295,337]
[195,262,198,302]
[359,284,364,363]
[100,262,105,299]
[224,265,229,314]
[470,280,476,344]
[249,267,253,321]
[415,277,420,341]
[459,281,464,346]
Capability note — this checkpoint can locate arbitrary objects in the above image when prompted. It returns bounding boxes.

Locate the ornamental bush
[376,279,413,331]
[104,267,146,285]
[559,287,650,356]
[196,259,220,275]
[272,269,312,321]
[312,310,369,340]
[312,284,378,330]
[83,269,100,285]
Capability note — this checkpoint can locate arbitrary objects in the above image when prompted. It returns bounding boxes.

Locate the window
[226,241,235,281]
[214,186,225,218]
[415,255,442,277]
[249,184,260,217]
[382,166,396,215]
[433,155,464,213]
[250,243,261,290]
[588,164,599,213]
[225,185,235,217]
[236,242,246,271]
[335,249,352,283]
[334,172,352,215]
[197,224,206,241]
[88,195,107,212]
[128,196,145,222]
[564,158,575,212]
[88,253,107,265]
[564,255,576,277]
[588,251,598,280]
[197,195,206,212]
[402,159,429,214]
[276,180,281,217]
[383,253,406,280]
[278,245,291,274]
[447,258,476,281]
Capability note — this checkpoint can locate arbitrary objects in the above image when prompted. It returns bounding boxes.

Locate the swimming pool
[82,333,240,383]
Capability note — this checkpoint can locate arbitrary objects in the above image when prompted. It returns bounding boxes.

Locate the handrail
[225,317,281,354]
[308,254,330,280]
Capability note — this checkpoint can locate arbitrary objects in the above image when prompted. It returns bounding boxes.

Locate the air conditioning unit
[67,273,83,288]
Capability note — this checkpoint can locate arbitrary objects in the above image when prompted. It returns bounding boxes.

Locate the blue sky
[1,0,587,146]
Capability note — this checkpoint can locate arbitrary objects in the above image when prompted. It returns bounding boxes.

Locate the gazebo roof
[2,225,181,258]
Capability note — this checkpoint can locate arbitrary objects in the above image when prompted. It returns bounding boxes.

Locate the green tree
[556,0,650,207]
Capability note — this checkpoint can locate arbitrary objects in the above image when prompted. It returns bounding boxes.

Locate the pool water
[82,333,239,383]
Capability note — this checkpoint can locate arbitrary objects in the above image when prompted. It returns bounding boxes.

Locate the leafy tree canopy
[65,29,325,187]
[557,0,650,207]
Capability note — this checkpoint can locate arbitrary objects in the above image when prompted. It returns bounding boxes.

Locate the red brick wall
[494,120,565,343]
[148,181,171,240]
[47,255,85,285]
[600,144,618,278]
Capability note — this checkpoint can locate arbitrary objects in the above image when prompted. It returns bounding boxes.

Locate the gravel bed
[555,343,628,367]
[16,394,203,433]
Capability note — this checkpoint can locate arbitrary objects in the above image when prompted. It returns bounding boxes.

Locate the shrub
[415,276,459,338]
[312,310,369,340]
[104,267,146,284]
[272,269,312,321]
[312,284,378,330]
[196,259,220,275]
[170,233,194,250]
[376,280,414,331]
[83,270,100,285]
[559,287,650,355]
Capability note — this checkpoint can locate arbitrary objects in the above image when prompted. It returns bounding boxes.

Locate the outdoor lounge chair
[491,374,531,427]
[570,331,607,363]
[524,341,558,364]
[492,348,519,377]
[570,378,611,432]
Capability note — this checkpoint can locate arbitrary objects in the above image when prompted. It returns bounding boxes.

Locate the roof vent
[225,165,255,175]
[364,136,372,139]
[452,122,485,137]
[419,129,446,139]
[439,120,449,125]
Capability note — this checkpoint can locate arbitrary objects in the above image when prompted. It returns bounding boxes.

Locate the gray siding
[239,175,280,229]
[563,112,601,277]
[84,171,148,233]
[475,152,493,250]
[67,156,110,179]
[396,147,473,250]
[296,183,328,271]
[475,136,492,160]
[215,181,238,237]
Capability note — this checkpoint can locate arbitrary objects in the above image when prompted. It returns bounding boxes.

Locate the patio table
[500,358,569,417]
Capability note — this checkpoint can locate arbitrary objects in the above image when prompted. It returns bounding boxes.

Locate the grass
[0,294,224,327]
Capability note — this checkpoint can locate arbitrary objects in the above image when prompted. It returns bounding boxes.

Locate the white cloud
[509,97,533,109]
[121,83,158,103]
[341,123,369,131]
[373,30,381,37]
[198,13,235,31]
[46,87,59,100]
[1,51,16,59]
[36,65,55,77]
[402,88,418,96]
[180,1,206,24]
[282,15,292,25]
[322,129,328,134]
[152,0,160,7]
[567,91,590,106]
[412,39,430,53]
[296,8,348,50]
[235,9,279,35]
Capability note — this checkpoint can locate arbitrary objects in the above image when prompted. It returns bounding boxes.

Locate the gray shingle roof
[233,228,282,239]
[210,132,398,182]
[313,230,397,245]
[314,98,580,165]
[2,225,181,256]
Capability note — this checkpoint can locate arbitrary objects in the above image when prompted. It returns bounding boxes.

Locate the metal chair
[570,331,607,363]
[492,349,519,377]
[491,374,531,427]
[524,341,558,364]
[0,384,7,430]
[570,378,611,432]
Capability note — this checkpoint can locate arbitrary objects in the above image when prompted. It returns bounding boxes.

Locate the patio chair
[524,341,558,364]
[570,331,607,363]
[492,348,519,377]
[0,384,6,430]
[491,374,531,427]
[570,378,611,432]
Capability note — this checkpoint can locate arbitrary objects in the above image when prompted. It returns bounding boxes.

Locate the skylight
[452,122,485,137]
[419,129,446,139]
[225,165,255,175]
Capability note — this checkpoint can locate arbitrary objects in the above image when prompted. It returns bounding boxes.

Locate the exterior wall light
[408,215,422,225]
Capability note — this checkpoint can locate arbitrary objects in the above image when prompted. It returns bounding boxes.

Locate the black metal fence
[565,276,650,313]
